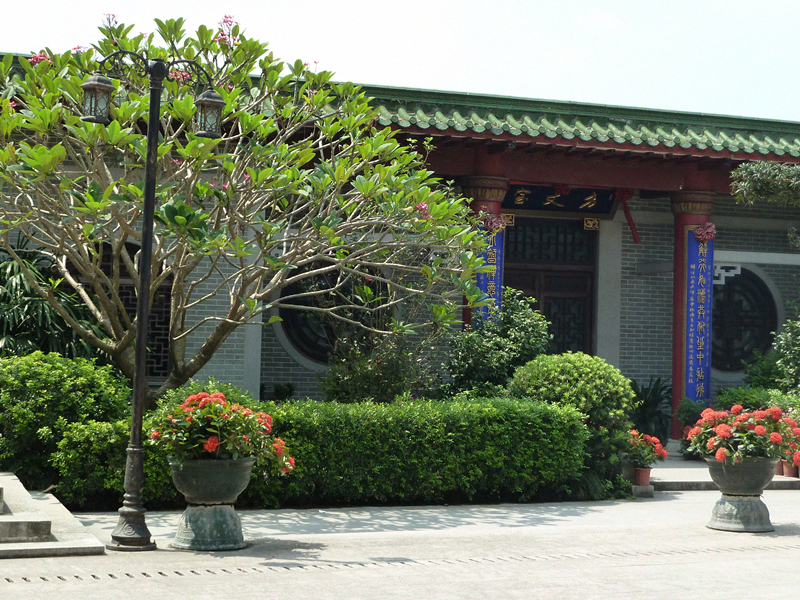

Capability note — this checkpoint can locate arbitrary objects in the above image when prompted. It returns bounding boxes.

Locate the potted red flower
[149,390,294,550]
[686,404,800,532]
[627,430,668,485]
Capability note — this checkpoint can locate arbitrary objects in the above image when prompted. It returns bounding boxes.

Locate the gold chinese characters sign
[504,184,617,216]
[685,223,716,402]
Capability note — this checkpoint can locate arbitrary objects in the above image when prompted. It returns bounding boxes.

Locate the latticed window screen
[504,217,595,265]
[72,243,172,380]
[117,283,171,379]
[712,268,777,372]
[504,217,595,355]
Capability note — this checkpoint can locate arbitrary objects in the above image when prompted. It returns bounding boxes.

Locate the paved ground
[2,457,800,599]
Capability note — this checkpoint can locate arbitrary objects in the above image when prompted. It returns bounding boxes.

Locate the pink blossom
[28,52,51,66]
[170,70,193,83]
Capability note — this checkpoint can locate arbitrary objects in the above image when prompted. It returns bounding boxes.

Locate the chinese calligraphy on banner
[685,223,716,402]
[474,229,505,320]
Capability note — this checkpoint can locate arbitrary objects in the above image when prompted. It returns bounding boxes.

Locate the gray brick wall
[181,262,248,390]
[618,222,674,386]
[618,197,800,395]
[261,323,325,400]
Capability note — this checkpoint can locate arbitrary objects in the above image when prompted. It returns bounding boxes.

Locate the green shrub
[743,350,782,389]
[507,352,635,480]
[52,419,127,510]
[714,387,771,411]
[714,386,800,413]
[53,418,182,511]
[319,335,417,403]
[445,287,550,392]
[775,319,800,392]
[629,377,671,443]
[0,352,129,490]
[248,397,588,508]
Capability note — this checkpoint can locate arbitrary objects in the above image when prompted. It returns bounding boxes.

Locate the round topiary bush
[0,351,130,490]
[507,352,636,480]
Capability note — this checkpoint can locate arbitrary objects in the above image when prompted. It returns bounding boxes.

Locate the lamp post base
[106,510,157,552]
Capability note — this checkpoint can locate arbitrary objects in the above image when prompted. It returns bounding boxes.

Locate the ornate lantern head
[80,74,115,125]
[194,89,225,138]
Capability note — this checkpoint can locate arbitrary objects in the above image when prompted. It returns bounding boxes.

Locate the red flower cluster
[148,390,294,474]
[627,429,668,468]
[686,405,800,463]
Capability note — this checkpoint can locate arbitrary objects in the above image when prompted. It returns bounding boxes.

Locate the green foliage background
[0,352,129,490]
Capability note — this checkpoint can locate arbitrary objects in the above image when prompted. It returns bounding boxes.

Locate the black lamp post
[81,52,225,552]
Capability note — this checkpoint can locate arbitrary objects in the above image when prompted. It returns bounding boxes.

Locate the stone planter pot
[704,456,779,532]
[170,457,256,550]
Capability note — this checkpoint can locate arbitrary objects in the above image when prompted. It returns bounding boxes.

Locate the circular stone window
[712,268,777,372]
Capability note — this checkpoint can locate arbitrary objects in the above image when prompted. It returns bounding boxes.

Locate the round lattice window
[712,268,777,372]
[278,268,391,365]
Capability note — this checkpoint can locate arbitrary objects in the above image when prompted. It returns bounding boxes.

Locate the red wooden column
[460,176,509,324]
[670,191,715,439]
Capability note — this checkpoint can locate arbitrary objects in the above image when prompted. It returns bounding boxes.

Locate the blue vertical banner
[685,223,716,403]
[474,228,504,320]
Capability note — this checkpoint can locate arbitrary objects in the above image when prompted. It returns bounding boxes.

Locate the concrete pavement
[1,457,800,599]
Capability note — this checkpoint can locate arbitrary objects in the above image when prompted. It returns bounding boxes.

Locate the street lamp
[81,51,224,552]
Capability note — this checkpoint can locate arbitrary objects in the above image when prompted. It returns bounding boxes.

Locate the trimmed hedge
[53,396,588,510]
[251,397,588,507]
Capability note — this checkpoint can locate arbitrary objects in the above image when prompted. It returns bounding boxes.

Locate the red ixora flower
[731,404,744,415]
[273,438,285,456]
[150,430,161,439]
[203,436,220,453]
[770,432,783,444]
[754,425,767,436]
[715,447,727,462]
[714,424,732,439]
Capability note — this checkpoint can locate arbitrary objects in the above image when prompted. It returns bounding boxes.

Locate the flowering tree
[0,16,488,400]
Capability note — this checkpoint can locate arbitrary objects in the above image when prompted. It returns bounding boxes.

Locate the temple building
[248,85,800,433]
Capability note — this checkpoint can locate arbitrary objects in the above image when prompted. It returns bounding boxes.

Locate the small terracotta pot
[783,458,799,478]
[633,467,651,486]
[776,460,785,476]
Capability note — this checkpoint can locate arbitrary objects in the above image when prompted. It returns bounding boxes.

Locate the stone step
[0,510,50,542]
[0,472,104,558]
[0,474,51,542]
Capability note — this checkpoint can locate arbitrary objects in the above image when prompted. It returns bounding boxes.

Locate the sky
[6,0,800,122]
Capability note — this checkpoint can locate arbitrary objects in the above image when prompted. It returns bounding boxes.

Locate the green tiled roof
[362,85,800,160]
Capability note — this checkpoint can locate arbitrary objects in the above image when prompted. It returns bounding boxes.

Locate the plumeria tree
[731,162,800,207]
[0,16,488,401]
